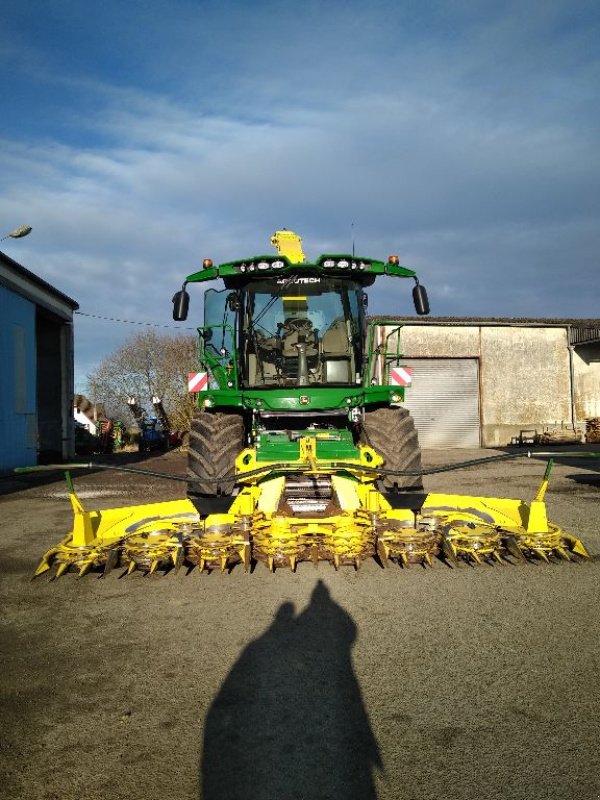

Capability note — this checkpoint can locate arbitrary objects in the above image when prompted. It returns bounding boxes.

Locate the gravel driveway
[1,447,599,800]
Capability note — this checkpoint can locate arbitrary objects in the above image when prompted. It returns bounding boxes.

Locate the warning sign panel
[188,372,208,392]
[389,367,413,387]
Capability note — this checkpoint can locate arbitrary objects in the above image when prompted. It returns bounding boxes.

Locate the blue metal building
[0,251,78,471]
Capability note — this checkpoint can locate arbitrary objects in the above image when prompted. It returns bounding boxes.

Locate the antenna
[351,222,355,257]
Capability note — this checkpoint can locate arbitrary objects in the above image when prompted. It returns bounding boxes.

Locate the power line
[74,310,197,330]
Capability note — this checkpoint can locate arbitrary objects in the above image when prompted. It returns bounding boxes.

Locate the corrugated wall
[401,358,481,448]
[0,285,37,470]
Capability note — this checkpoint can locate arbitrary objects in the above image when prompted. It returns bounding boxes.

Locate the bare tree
[86,330,200,431]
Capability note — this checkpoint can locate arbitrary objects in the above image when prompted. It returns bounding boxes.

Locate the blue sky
[1,0,599,389]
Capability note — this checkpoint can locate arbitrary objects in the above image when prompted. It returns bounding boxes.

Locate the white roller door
[401,358,481,448]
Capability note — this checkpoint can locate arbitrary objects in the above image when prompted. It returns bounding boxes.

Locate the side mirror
[172,288,190,321]
[413,282,430,316]
[362,293,368,309]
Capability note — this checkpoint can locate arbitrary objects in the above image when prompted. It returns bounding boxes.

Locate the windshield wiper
[251,273,298,329]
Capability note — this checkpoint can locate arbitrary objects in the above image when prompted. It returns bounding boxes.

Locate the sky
[1,0,599,390]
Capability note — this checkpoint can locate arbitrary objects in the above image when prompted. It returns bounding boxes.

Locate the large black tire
[187,411,245,497]
[360,407,423,491]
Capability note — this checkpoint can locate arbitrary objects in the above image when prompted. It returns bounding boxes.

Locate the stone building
[377,318,600,448]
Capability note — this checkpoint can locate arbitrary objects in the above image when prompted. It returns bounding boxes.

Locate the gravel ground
[1,447,599,800]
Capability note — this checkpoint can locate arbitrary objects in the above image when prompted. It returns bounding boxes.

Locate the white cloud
[1,0,598,387]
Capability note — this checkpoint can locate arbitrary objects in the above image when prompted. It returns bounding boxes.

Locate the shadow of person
[201,579,382,800]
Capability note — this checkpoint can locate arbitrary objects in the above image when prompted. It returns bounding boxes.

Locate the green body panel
[200,385,404,412]
[185,254,416,285]
[256,429,359,462]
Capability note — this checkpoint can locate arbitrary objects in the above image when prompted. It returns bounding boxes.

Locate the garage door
[401,358,481,448]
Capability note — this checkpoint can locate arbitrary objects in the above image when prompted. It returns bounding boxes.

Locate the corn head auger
[27,450,591,579]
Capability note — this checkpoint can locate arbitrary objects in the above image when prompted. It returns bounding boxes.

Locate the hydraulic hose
[12,450,600,485]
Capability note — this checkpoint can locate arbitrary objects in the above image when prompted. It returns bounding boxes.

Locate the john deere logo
[299,395,310,405]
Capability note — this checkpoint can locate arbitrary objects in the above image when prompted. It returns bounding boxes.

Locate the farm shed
[377,318,600,448]
[0,250,78,470]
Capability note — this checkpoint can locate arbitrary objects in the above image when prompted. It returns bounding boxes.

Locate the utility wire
[74,310,197,331]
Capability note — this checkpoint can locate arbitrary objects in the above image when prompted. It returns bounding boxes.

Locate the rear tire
[187,411,245,497]
[360,406,423,491]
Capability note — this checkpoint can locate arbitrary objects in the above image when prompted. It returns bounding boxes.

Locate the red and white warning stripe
[389,367,413,387]
[188,372,208,392]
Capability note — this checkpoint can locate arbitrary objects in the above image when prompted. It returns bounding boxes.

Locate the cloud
[0,0,599,388]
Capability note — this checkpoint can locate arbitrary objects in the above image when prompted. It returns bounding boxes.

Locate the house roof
[74,394,108,422]
[368,316,600,346]
[370,316,600,326]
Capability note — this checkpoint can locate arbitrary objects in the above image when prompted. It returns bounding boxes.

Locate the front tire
[360,406,423,491]
[187,411,245,497]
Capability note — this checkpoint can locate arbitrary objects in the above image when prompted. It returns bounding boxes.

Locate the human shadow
[201,580,382,800]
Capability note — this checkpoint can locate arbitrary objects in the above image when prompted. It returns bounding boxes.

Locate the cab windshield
[243,277,363,388]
